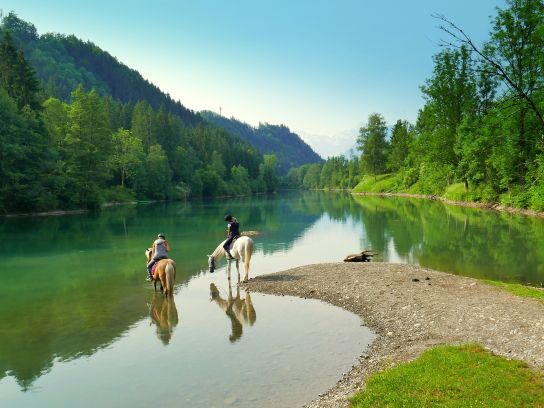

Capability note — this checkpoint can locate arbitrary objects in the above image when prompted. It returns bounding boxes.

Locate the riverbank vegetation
[483,279,544,302]
[287,0,544,212]
[350,344,544,407]
[0,13,279,214]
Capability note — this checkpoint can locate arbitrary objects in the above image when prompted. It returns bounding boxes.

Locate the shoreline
[246,262,544,408]
[4,190,544,219]
[352,191,544,219]
[0,192,279,218]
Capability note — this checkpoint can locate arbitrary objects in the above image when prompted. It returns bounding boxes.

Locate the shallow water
[1,190,543,406]
[0,278,369,408]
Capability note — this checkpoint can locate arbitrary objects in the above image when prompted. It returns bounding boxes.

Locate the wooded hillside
[0,13,279,213]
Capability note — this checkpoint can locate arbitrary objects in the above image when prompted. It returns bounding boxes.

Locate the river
[1,191,542,406]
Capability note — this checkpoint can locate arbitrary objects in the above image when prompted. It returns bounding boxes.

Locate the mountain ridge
[200,111,323,175]
[1,12,321,169]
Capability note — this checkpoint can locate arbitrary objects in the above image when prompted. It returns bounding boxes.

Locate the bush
[414,163,452,195]
[443,183,468,201]
[477,184,498,203]
[400,167,418,188]
[102,186,136,203]
[500,187,530,208]
[352,174,399,193]
[528,180,544,211]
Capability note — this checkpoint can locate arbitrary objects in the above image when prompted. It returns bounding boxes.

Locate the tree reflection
[353,195,544,285]
[2,191,543,391]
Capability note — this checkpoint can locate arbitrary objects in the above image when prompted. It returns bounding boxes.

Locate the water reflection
[1,191,544,393]
[210,282,256,343]
[351,196,544,285]
[148,294,179,345]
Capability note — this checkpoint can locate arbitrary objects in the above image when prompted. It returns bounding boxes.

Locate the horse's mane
[211,243,226,261]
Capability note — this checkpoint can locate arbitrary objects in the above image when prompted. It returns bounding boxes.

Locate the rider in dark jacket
[223,215,240,259]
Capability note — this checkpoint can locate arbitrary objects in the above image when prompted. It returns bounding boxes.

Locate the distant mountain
[200,111,323,175]
[299,128,358,159]
[1,12,200,126]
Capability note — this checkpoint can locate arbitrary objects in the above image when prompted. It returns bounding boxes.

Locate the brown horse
[145,248,176,297]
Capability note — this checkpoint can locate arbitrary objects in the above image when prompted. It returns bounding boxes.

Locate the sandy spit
[246,262,544,408]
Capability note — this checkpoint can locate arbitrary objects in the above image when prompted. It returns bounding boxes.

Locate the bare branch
[432,13,544,145]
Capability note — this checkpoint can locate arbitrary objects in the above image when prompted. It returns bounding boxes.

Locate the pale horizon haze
[1,1,505,157]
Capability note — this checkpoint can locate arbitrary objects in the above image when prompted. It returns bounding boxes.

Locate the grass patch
[351,344,544,407]
[352,174,400,193]
[482,280,544,303]
[443,182,470,202]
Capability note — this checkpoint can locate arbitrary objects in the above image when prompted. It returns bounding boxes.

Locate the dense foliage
[0,12,199,126]
[0,14,279,213]
[200,111,322,175]
[287,0,544,211]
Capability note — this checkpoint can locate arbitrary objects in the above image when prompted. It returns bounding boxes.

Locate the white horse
[208,236,254,282]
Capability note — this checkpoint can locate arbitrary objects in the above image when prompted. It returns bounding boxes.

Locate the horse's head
[145,248,153,262]
[207,255,215,273]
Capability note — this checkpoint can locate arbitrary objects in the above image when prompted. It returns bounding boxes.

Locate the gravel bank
[246,262,544,407]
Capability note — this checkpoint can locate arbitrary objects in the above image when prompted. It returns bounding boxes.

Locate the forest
[0,13,279,213]
[201,111,322,175]
[287,0,544,211]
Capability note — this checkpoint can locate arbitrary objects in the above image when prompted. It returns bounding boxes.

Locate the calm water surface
[1,191,543,406]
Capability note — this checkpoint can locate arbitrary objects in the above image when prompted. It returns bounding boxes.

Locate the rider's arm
[226,224,231,237]
[164,241,170,252]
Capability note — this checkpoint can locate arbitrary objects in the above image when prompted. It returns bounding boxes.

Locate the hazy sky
[2,1,504,142]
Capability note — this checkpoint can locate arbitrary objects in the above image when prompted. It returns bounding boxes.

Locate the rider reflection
[209,282,256,343]
[149,294,179,345]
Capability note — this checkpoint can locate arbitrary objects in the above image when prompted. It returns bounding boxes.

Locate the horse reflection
[210,282,256,343]
[149,294,179,345]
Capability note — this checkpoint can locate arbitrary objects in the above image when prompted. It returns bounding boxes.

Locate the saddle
[226,235,241,250]
[150,263,159,275]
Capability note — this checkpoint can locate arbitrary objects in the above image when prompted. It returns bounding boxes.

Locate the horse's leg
[243,241,252,283]
[227,259,232,280]
[160,274,168,297]
[236,260,240,283]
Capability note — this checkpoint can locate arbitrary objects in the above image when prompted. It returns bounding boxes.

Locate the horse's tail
[244,237,254,279]
[165,261,175,297]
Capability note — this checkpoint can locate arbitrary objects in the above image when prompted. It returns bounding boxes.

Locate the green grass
[443,182,470,202]
[352,174,399,193]
[482,280,544,303]
[351,344,544,407]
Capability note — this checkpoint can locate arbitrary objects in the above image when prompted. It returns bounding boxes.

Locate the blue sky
[2,1,504,155]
